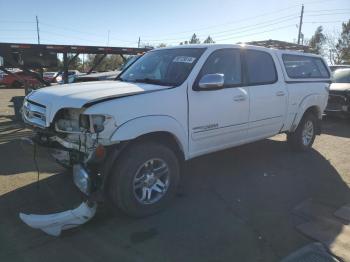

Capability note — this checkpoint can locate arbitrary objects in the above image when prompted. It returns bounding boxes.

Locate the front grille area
[326,94,348,111]
[22,99,47,128]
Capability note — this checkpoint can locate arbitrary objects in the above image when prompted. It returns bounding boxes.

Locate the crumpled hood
[26,80,168,124]
[329,83,350,92]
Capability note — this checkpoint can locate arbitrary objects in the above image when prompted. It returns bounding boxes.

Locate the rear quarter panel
[275,51,330,132]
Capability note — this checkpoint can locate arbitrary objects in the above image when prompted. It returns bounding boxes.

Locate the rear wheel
[108,141,180,217]
[287,112,317,151]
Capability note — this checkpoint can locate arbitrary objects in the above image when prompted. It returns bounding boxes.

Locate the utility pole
[297,4,304,45]
[107,30,110,46]
[36,15,40,44]
[138,37,141,48]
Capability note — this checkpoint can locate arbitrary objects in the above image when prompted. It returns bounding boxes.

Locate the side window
[198,49,242,87]
[282,54,330,79]
[245,50,277,85]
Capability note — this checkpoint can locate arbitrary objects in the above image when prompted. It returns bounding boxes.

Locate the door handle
[276,91,285,96]
[233,95,246,101]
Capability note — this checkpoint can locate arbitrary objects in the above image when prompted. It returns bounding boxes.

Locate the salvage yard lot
[0,88,349,262]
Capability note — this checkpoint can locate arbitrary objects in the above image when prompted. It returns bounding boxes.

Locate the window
[197,49,242,87]
[282,54,330,79]
[244,50,277,85]
[119,48,206,86]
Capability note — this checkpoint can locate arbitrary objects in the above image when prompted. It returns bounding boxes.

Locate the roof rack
[245,39,314,53]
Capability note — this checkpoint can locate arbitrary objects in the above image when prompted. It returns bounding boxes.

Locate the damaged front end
[21,98,119,235]
[23,99,118,195]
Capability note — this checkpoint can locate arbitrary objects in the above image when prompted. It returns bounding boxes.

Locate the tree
[336,20,350,63]
[203,36,215,44]
[67,54,83,71]
[308,26,325,54]
[189,33,200,44]
[325,31,343,65]
[85,54,124,72]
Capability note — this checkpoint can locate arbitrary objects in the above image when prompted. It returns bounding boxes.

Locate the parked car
[56,70,81,84]
[325,68,350,117]
[75,55,142,83]
[43,72,59,83]
[0,70,40,88]
[329,65,350,72]
[23,44,330,217]
[75,70,121,82]
[0,70,5,84]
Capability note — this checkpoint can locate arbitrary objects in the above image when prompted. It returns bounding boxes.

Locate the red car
[0,71,41,88]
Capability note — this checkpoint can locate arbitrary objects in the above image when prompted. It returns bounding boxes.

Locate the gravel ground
[0,88,349,262]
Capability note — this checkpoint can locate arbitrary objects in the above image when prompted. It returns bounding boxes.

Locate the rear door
[243,49,287,140]
[188,48,250,157]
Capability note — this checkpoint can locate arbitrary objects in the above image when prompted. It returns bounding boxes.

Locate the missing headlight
[55,108,85,133]
[90,115,106,133]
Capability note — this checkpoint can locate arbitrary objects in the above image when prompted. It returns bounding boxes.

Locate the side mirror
[197,74,224,91]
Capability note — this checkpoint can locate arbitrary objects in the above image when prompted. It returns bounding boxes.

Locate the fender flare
[291,93,323,132]
[110,115,188,159]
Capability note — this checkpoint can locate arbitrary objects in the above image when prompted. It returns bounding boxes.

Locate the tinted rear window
[282,54,330,79]
[245,50,277,85]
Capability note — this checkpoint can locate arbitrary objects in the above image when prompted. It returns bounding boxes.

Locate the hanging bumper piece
[19,201,97,236]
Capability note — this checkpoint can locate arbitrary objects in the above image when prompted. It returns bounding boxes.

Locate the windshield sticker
[173,56,196,63]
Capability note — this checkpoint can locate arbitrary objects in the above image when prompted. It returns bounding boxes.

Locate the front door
[188,48,250,157]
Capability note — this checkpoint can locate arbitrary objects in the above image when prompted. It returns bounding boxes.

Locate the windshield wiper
[133,78,174,86]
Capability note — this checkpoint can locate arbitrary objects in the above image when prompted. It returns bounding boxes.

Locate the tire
[287,112,317,151]
[108,141,180,217]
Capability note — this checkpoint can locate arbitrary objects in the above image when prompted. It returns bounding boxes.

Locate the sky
[0,0,349,47]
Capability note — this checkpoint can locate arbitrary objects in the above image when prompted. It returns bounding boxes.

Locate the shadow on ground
[322,115,350,138]
[0,136,349,262]
[0,139,60,176]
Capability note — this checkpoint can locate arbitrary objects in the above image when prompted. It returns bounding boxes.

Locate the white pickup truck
[23,44,331,217]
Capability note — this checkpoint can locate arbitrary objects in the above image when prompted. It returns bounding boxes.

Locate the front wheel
[287,112,317,151]
[108,141,180,217]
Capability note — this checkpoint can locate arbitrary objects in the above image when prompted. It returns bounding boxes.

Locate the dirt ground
[0,88,349,262]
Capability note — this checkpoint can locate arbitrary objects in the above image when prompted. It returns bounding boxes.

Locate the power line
[214,24,296,42]
[0,20,35,23]
[306,12,350,16]
[142,5,300,38]
[304,20,346,24]
[145,15,299,43]
[40,22,135,43]
[0,29,36,32]
[306,9,350,12]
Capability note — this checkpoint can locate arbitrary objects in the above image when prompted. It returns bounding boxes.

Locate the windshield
[333,69,350,83]
[118,48,206,86]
